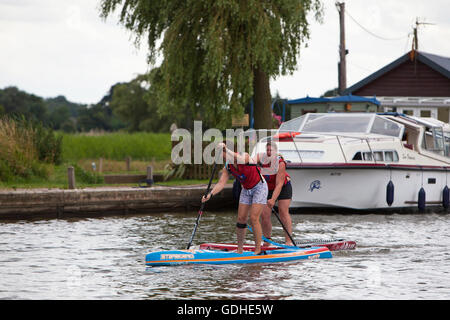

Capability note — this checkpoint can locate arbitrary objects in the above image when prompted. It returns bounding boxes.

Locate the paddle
[247,225,296,249]
[186,162,218,249]
[271,207,297,247]
[246,206,297,248]
[247,225,348,250]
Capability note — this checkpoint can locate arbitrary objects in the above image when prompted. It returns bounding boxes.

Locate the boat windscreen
[279,113,404,137]
[370,117,403,138]
[278,115,306,132]
[302,114,371,133]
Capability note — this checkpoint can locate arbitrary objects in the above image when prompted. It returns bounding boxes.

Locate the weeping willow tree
[99,0,323,129]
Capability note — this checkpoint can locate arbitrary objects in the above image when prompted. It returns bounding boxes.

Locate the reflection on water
[0,211,449,299]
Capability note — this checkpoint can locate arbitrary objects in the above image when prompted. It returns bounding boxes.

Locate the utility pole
[412,17,435,52]
[412,19,418,51]
[410,18,435,71]
[336,2,348,95]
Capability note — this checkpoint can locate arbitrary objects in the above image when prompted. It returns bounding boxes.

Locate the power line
[344,8,408,41]
[403,33,412,53]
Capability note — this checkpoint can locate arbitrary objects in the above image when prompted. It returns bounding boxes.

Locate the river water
[0,210,449,300]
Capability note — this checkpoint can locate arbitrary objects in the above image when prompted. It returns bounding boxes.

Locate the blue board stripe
[145,248,332,266]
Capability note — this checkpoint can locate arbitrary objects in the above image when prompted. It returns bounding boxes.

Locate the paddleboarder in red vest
[255,141,293,246]
[202,142,268,255]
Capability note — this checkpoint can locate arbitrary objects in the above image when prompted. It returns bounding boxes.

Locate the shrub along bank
[0,116,62,182]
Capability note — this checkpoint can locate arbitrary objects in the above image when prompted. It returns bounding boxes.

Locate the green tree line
[0,80,296,134]
[0,86,122,133]
[0,78,191,133]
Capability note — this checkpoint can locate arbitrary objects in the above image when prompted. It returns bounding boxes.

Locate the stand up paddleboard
[200,239,356,252]
[145,246,331,267]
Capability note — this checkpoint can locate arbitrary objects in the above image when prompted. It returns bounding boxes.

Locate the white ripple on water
[0,211,449,299]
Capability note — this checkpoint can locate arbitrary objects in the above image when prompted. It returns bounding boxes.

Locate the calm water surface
[0,211,449,299]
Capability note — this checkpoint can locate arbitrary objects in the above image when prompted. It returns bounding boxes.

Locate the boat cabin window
[373,151,383,161]
[352,152,362,160]
[408,116,449,157]
[421,127,446,156]
[280,149,324,162]
[353,150,399,162]
[363,152,372,161]
[384,151,399,162]
[384,151,398,162]
[445,134,450,156]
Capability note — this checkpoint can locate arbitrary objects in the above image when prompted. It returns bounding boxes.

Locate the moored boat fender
[418,187,426,212]
[386,180,394,206]
[442,186,449,209]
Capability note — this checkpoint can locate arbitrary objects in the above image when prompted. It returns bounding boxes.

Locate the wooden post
[146,165,153,187]
[99,157,103,173]
[67,166,76,189]
[126,157,131,171]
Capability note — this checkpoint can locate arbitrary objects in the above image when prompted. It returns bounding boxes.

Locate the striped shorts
[239,181,268,205]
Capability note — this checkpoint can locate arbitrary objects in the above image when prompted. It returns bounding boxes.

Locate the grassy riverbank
[0,125,187,189]
[0,131,217,189]
[61,132,172,161]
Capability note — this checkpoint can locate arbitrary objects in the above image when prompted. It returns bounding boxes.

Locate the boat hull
[145,247,332,266]
[287,165,448,210]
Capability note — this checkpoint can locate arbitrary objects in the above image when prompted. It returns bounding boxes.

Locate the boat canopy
[278,113,404,138]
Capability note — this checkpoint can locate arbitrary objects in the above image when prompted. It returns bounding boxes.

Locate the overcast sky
[1,0,449,105]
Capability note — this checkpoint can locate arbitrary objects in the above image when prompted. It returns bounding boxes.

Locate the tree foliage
[110,74,167,132]
[100,0,323,129]
[0,86,48,123]
[0,86,127,133]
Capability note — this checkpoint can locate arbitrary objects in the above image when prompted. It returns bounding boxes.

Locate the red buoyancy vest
[261,156,290,191]
[226,162,263,190]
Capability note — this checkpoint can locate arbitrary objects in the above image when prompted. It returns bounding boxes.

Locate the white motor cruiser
[251,112,450,210]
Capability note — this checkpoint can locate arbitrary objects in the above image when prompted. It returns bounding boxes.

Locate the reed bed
[0,117,51,181]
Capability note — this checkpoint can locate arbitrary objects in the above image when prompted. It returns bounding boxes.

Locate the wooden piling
[68,166,76,189]
[147,165,153,186]
[126,157,131,171]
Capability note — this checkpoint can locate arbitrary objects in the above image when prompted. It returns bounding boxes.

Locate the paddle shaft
[186,162,218,249]
[247,225,295,249]
[271,207,297,247]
